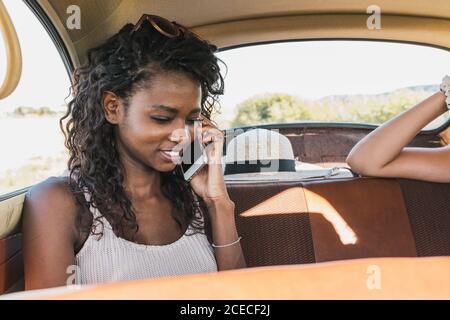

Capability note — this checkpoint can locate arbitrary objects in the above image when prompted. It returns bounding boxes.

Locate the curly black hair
[59,18,225,244]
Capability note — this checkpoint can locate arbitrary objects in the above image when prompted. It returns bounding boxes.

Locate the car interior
[0,0,449,298]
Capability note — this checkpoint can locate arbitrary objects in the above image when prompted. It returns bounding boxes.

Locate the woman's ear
[102,91,121,124]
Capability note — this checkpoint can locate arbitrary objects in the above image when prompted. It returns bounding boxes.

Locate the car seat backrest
[302,178,417,262]
[0,191,26,294]
[398,179,450,256]
[226,177,450,267]
[226,181,315,267]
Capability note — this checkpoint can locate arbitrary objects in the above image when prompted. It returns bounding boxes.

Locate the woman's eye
[186,118,203,126]
[151,117,171,123]
[151,117,203,125]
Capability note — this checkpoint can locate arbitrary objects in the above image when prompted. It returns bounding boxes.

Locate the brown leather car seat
[398,179,450,256]
[226,177,450,267]
[226,181,315,267]
[0,191,25,294]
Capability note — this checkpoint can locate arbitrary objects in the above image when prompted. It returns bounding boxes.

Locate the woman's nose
[169,126,190,144]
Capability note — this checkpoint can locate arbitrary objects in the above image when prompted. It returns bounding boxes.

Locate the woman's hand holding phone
[188,117,231,207]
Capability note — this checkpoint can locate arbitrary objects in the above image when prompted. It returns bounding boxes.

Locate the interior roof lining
[192,12,450,30]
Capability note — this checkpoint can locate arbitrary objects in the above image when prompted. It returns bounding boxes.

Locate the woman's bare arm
[207,198,247,271]
[346,91,450,183]
[22,177,79,290]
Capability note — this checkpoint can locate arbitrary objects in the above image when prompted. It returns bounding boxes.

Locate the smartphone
[180,133,208,182]
[180,118,224,182]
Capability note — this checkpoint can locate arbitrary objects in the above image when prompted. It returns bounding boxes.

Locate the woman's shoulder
[23,176,81,241]
[26,175,76,206]
[21,176,92,282]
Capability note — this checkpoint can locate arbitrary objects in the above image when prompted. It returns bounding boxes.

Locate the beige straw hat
[222,128,354,181]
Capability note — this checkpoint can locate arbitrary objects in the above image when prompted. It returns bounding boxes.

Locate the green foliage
[12,106,57,117]
[231,93,312,127]
[231,89,434,127]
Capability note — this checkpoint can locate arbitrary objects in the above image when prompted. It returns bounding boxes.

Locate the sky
[217,41,450,113]
[0,0,449,116]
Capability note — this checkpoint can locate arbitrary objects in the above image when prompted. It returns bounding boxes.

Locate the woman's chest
[132,209,189,246]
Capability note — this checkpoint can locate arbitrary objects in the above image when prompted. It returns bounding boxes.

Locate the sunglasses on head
[130,14,204,42]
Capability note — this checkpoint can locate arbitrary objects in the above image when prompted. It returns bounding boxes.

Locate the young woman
[22,14,246,290]
[346,76,450,183]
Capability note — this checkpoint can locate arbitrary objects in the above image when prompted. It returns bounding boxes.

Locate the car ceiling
[36,0,450,71]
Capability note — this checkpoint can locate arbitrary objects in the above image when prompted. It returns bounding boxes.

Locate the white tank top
[74,189,218,285]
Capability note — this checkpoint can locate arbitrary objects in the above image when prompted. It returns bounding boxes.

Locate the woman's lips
[159,150,181,163]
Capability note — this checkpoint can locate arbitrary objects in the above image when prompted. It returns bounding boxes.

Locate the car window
[214,40,450,130]
[0,0,71,196]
